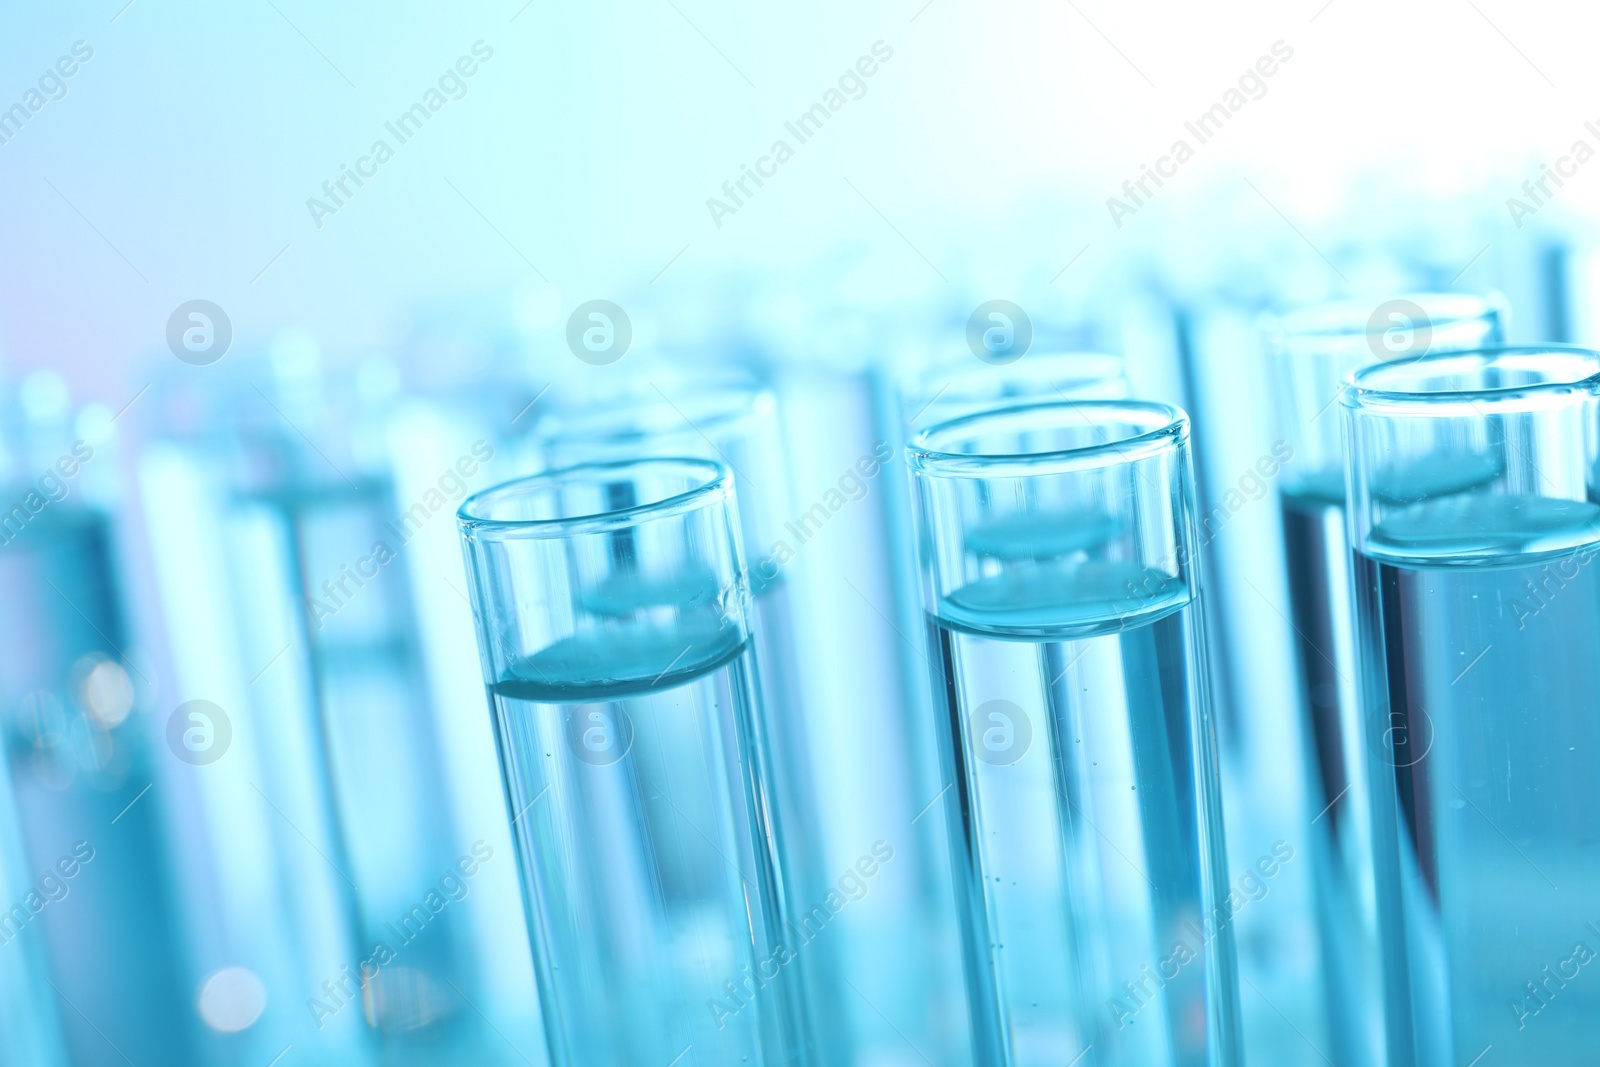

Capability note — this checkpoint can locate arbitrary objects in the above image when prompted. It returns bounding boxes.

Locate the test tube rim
[905,350,1127,397]
[902,351,1129,420]
[457,456,733,540]
[1338,344,1600,417]
[534,382,775,454]
[907,398,1187,479]
[1268,290,1505,344]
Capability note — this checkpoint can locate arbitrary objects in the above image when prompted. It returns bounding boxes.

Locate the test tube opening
[458,456,731,530]
[457,457,815,1065]
[1340,344,1600,1063]
[907,398,1241,1066]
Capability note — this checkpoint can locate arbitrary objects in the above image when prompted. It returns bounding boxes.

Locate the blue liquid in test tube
[1265,294,1504,1066]
[0,366,198,1064]
[1343,346,1600,1066]
[909,400,1240,1066]
[0,746,68,1067]
[534,380,846,1063]
[0,499,199,1065]
[459,458,812,1065]
[142,354,516,1064]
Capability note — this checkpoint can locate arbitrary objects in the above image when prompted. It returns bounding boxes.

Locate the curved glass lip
[1340,345,1600,416]
[908,350,1126,395]
[908,399,1187,478]
[534,384,772,450]
[458,457,732,539]
[1271,291,1505,340]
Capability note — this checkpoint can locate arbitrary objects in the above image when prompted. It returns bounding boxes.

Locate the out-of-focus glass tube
[0,375,198,1065]
[0,749,68,1067]
[908,400,1240,1066]
[1264,294,1504,1067]
[899,351,1129,432]
[532,379,850,1061]
[141,350,518,1065]
[873,351,1131,1059]
[458,459,810,1065]
[1342,347,1600,1066]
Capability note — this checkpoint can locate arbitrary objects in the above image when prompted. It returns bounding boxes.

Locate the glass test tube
[893,352,1131,812]
[142,358,508,1064]
[1264,294,1504,1066]
[752,362,970,1063]
[1342,347,1600,1066]
[0,479,198,1066]
[534,382,845,1062]
[908,400,1240,1066]
[0,750,69,1067]
[877,351,1132,1059]
[458,459,809,1065]
[900,351,1129,431]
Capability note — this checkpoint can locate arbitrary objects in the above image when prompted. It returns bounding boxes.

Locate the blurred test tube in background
[1264,293,1504,1067]
[0,730,69,1067]
[899,351,1130,430]
[0,369,199,1065]
[774,352,977,1064]
[139,339,539,1065]
[533,373,853,1064]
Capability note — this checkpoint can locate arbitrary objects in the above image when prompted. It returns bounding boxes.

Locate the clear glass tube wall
[1265,294,1504,1066]
[900,352,1130,432]
[458,459,810,1065]
[140,357,515,1065]
[881,350,1132,1060]
[1342,347,1600,1066]
[0,483,196,1065]
[908,400,1240,1066]
[0,751,68,1067]
[533,381,852,1060]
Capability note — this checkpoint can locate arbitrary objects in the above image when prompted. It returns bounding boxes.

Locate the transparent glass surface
[458,459,810,1066]
[1269,293,1506,503]
[1265,293,1505,1067]
[0,503,196,1066]
[0,743,68,1067]
[900,352,1129,435]
[242,480,482,1055]
[141,360,513,1066]
[533,381,854,1060]
[908,401,1240,1067]
[878,352,1133,1060]
[1342,347,1600,1066]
